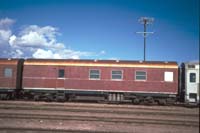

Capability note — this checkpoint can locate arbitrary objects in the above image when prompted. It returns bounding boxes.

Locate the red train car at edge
[0,58,23,99]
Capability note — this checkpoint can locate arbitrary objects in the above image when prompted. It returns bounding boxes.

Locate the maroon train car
[22,59,178,104]
[0,58,23,99]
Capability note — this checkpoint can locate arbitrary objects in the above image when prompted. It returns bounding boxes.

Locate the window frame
[89,69,100,80]
[4,68,13,78]
[135,71,147,81]
[164,71,174,82]
[189,73,196,83]
[58,69,65,78]
[111,70,123,80]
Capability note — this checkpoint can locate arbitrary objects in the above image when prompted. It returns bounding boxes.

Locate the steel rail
[0,113,198,127]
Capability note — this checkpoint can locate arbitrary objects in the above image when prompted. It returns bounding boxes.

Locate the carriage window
[58,69,65,78]
[89,69,100,79]
[189,93,197,99]
[135,71,146,80]
[188,65,195,68]
[190,73,196,83]
[112,70,122,80]
[164,72,173,82]
[4,68,12,77]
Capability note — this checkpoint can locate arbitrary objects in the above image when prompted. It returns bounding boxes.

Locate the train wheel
[34,95,39,101]
[46,95,54,102]
[166,98,176,105]
[144,97,155,105]
[0,94,6,100]
[132,98,140,104]
[158,99,167,105]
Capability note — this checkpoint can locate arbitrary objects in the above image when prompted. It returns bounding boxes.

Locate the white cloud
[32,48,93,59]
[33,49,56,59]
[9,25,58,48]
[9,24,94,59]
[99,50,106,55]
[0,18,15,45]
[11,49,24,58]
[0,18,15,29]
[8,35,16,46]
[108,57,120,60]
[0,18,105,59]
[0,30,12,43]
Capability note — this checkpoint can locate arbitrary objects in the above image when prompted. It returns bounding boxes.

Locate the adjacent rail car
[180,62,199,104]
[0,58,23,99]
[22,59,178,104]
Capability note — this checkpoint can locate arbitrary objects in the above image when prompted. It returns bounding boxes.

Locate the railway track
[0,101,199,133]
[0,127,117,133]
[0,101,198,116]
[0,100,194,111]
[0,112,198,127]
[0,106,198,120]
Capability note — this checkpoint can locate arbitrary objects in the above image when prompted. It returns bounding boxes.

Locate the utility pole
[137,17,154,61]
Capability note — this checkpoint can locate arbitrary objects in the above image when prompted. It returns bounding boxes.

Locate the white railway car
[181,62,199,104]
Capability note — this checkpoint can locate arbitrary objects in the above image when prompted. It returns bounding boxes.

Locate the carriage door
[187,70,198,103]
[56,67,65,89]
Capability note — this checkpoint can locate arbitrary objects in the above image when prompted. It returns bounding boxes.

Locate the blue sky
[0,0,199,63]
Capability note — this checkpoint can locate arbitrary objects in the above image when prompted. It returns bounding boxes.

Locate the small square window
[189,93,197,99]
[58,69,65,78]
[112,70,122,80]
[4,68,12,77]
[135,71,146,80]
[190,73,196,83]
[188,65,195,68]
[164,72,173,82]
[89,69,100,79]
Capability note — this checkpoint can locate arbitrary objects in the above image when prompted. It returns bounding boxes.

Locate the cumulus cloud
[0,18,15,28]
[0,17,105,59]
[33,49,59,59]
[0,18,15,45]
[32,48,92,59]
[8,24,93,59]
[0,30,12,43]
[9,25,63,48]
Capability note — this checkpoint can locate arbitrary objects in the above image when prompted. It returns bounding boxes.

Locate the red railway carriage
[22,59,178,104]
[0,58,23,99]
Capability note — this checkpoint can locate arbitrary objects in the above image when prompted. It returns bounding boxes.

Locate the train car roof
[183,61,199,65]
[0,58,21,65]
[24,59,178,69]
